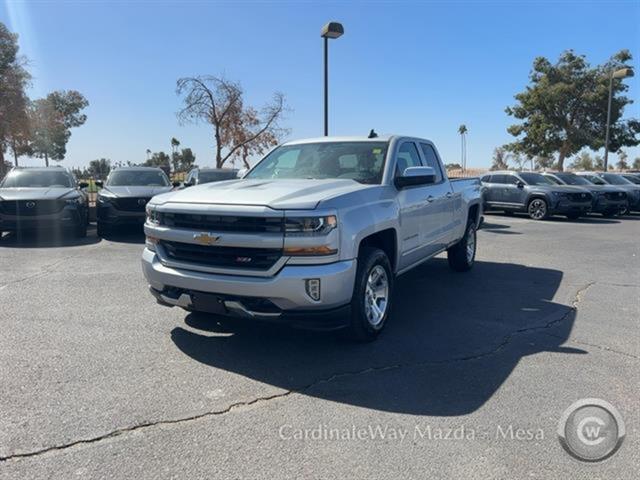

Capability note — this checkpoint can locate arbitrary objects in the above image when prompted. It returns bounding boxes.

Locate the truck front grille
[113,197,150,212]
[160,240,282,271]
[605,192,626,201]
[160,213,284,233]
[0,200,65,216]
[567,192,592,202]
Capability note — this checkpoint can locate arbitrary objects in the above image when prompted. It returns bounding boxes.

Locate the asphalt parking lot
[0,213,638,479]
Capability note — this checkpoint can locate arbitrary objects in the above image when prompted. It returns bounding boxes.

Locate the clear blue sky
[2,0,639,169]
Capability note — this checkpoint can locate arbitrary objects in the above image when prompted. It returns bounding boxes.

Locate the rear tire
[447,220,477,272]
[96,222,109,238]
[527,198,549,220]
[346,247,394,342]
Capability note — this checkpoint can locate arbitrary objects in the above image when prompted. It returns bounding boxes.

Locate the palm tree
[458,125,468,172]
[170,138,181,172]
[146,149,151,161]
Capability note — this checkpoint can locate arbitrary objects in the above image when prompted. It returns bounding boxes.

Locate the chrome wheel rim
[529,199,546,219]
[466,226,476,263]
[364,265,389,327]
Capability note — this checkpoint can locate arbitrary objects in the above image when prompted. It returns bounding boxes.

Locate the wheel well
[527,194,548,206]
[358,229,397,271]
[468,204,480,227]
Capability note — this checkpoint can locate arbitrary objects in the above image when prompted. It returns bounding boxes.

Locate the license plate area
[190,292,228,315]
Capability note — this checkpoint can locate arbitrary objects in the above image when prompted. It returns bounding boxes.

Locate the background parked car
[541,171,627,217]
[96,167,177,236]
[0,167,89,238]
[621,173,640,185]
[575,172,640,214]
[480,171,592,220]
[183,168,239,187]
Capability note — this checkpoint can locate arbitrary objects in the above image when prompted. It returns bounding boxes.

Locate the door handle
[445,192,453,198]
[426,195,435,203]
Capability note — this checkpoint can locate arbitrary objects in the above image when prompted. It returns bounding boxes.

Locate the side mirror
[237,168,249,179]
[94,180,103,188]
[516,181,525,188]
[394,166,436,188]
[78,181,89,189]
[183,180,194,188]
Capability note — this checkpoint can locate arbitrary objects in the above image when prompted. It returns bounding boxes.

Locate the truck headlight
[284,215,337,236]
[146,205,160,225]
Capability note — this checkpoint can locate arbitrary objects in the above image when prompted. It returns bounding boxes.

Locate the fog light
[145,236,159,251]
[305,279,321,301]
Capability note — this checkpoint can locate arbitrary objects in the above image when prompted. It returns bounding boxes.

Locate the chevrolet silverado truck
[142,135,482,341]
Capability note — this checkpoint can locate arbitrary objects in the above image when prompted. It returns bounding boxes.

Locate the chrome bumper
[141,247,357,311]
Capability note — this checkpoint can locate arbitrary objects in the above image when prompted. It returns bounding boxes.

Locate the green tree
[633,157,640,170]
[0,22,31,173]
[506,50,640,171]
[170,137,181,171]
[534,155,555,170]
[88,158,111,178]
[615,150,629,171]
[458,124,468,171]
[30,90,89,166]
[144,151,171,174]
[178,147,196,171]
[569,151,594,171]
[490,147,510,170]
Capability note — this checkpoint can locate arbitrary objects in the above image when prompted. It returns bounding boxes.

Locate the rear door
[419,142,456,247]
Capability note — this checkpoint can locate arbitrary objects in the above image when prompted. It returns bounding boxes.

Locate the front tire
[527,198,549,220]
[448,220,477,272]
[347,247,393,342]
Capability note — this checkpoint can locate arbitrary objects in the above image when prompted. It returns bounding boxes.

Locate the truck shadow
[171,259,583,416]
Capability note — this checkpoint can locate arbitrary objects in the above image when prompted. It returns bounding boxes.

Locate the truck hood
[151,179,373,210]
[101,186,173,198]
[0,187,77,201]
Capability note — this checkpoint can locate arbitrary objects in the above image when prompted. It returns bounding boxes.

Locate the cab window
[419,143,444,183]
[395,142,423,176]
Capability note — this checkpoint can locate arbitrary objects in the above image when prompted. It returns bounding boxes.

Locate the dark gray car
[0,167,89,238]
[541,172,627,217]
[575,172,640,214]
[96,167,176,236]
[481,171,593,220]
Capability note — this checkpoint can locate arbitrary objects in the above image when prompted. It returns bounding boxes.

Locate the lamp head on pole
[321,22,344,39]
[612,67,634,79]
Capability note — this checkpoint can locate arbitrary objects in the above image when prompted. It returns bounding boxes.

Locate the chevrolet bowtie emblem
[193,232,221,246]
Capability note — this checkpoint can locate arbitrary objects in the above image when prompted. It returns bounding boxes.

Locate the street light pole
[321,22,344,137]
[603,67,634,172]
[324,36,328,137]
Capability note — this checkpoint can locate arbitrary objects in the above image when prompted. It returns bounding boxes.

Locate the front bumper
[591,196,627,214]
[142,248,357,327]
[97,205,145,226]
[550,200,592,215]
[0,207,83,231]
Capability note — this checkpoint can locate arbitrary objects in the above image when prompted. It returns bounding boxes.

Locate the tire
[447,220,477,272]
[566,213,581,220]
[74,219,88,238]
[346,247,394,342]
[618,203,630,216]
[527,198,549,220]
[96,222,109,238]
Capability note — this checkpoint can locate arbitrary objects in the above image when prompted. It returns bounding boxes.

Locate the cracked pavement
[0,214,638,479]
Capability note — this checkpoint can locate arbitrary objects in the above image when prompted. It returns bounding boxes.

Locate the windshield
[246,142,388,184]
[544,175,563,185]
[106,170,170,187]
[581,175,606,185]
[601,173,633,185]
[0,170,75,188]
[554,173,592,186]
[518,172,554,186]
[622,174,640,185]
[199,170,238,184]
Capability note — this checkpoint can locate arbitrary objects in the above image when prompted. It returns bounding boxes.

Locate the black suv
[96,167,176,236]
[183,168,239,187]
[0,167,89,237]
[481,171,593,220]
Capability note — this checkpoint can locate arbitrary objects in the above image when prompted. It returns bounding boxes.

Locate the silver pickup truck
[142,135,482,340]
